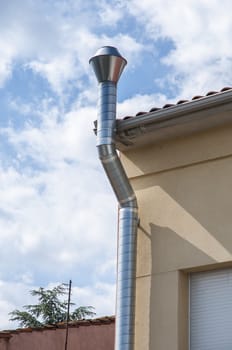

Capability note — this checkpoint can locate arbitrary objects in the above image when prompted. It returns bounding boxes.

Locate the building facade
[116,87,232,350]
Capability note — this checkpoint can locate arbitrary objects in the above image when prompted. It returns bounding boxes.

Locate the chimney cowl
[89,46,127,84]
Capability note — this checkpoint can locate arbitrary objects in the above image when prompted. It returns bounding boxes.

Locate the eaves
[115,89,232,151]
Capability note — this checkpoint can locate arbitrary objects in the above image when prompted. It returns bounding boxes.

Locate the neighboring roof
[0,316,115,339]
[115,87,232,150]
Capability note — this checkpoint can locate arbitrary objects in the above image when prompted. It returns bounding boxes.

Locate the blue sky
[1,0,232,329]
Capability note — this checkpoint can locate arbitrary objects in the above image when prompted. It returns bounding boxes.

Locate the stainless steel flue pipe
[89,46,138,350]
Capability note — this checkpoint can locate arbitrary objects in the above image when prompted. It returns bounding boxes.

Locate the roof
[0,316,115,339]
[123,87,232,119]
[115,87,232,150]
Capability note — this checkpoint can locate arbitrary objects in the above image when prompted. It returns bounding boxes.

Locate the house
[90,46,232,350]
[0,316,115,350]
[115,86,232,350]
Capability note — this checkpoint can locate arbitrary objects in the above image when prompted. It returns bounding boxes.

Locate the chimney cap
[91,46,126,58]
[89,46,127,83]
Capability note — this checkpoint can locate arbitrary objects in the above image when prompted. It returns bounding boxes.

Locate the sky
[0,0,232,330]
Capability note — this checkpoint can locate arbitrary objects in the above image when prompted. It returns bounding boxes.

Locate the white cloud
[28,28,144,95]
[126,0,232,97]
[2,0,231,100]
[72,282,116,317]
[0,0,142,331]
[3,99,96,164]
[0,1,59,86]
[0,93,118,297]
[0,280,36,330]
[97,0,125,27]
[0,1,144,96]
[0,300,16,330]
[0,162,117,263]
[118,93,168,118]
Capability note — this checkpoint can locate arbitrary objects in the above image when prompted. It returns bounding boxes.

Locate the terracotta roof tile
[149,107,161,112]
[206,91,218,96]
[135,111,147,116]
[176,99,189,105]
[221,86,232,92]
[0,316,115,336]
[123,116,133,120]
[163,103,175,108]
[191,95,204,100]
[122,87,232,120]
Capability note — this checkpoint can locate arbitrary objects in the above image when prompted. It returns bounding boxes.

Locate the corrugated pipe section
[89,47,138,350]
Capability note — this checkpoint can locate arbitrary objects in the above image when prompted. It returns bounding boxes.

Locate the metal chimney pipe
[89,46,138,350]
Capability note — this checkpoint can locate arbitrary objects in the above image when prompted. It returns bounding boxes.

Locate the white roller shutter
[190,268,232,350]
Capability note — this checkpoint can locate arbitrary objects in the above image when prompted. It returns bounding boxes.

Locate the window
[190,268,232,350]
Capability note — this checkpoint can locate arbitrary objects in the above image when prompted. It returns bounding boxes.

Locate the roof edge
[116,89,232,150]
[0,316,115,337]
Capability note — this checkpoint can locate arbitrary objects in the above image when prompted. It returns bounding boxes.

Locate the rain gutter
[115,89,232,150]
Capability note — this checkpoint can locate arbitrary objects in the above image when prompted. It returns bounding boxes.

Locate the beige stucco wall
[121,123,232,350]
